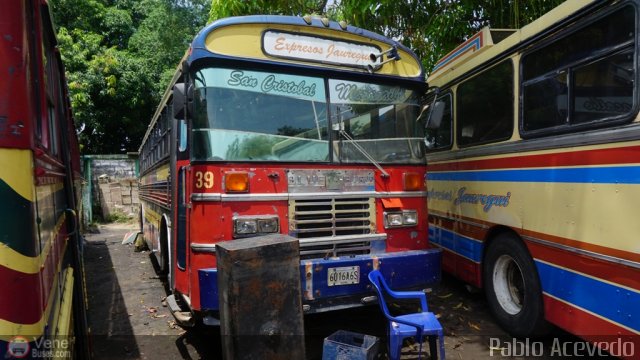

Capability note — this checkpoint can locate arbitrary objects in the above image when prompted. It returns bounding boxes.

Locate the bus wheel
[483,233,550,337]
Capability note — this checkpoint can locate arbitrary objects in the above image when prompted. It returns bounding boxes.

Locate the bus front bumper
[197,248,442,314]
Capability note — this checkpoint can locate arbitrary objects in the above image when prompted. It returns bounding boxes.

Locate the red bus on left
[1,1,90,359]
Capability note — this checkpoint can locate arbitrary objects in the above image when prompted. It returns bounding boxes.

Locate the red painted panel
[438,247,482,287]
[428,145,640,172]
[0,0,33,149]
[543,295,639,359]
[0,266,42,324]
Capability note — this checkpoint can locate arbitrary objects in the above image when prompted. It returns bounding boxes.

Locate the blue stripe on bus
[428,225,483,262]
[432,36,482,72]
[535,260,640,332]
[427,166,640,184]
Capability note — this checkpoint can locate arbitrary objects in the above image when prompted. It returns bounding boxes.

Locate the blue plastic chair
[368,270,445,360]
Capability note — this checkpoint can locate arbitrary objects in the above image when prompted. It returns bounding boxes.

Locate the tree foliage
[209,0,329,20]
[50,0,210,154]
[52,0,564,154]
[338,0,565,72]
[208,0,564,73]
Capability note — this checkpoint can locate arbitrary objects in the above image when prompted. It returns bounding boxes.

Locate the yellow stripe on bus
[0,247,68,340]
[143,206,162,225]
[0,149,35,202]
[205,23,422,78]
[156,164,170,181]
[427,179,640,256]
[0,213,65,274]
[53,268,74,341]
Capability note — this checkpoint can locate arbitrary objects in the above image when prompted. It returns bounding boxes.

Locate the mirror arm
[424,86,441,128]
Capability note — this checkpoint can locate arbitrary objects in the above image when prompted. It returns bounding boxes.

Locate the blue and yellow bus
[424,0,638,355]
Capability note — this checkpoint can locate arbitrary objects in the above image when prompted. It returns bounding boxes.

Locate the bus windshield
[191,67,424,164]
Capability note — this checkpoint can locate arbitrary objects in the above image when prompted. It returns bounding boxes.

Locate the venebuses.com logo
[6,336,30,358]
[5,336,72,359]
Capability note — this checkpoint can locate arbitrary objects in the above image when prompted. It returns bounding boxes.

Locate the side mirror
[173,83,186,119]
[426,101,445,129]
[173,61,193,119]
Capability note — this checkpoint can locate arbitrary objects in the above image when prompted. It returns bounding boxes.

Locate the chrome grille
[289,197,376,259]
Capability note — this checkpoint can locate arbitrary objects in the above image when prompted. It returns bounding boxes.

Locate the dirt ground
[83,223,608,360]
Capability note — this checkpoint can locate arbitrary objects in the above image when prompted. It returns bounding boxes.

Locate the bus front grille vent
[289,197,376,258]
[299,241,371,260]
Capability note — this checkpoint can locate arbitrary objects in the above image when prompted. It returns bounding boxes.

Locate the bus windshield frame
[191,67,425,164]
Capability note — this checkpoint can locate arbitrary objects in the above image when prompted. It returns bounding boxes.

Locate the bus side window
[522,71,568,131]
[424,92,452,150]
[521,5,635,135]
[40,7,59,156]
[457,60,514,147]
[572,50,634,124]
[178,119,187,152]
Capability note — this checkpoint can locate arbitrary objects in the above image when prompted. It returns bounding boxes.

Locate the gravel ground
[83,223,604,360]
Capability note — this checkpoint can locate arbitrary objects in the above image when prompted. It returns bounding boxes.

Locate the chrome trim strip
[292,191,375,200]
[428,212,490,230]
[299,234,387,247]
[190,243,217,253]
[431,242,480,264]
[192,191,427,202]
[523,235,640,270]
[223,193,289,202]
[191,193,221,201]
[429,224,484,244]
[426,123,640,164]
[291,191,427,200]
[300,246,371,256]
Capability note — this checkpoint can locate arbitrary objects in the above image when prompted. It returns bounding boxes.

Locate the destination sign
[262,30,380,68]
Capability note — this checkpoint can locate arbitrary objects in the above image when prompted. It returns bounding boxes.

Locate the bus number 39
[195,171,214,189]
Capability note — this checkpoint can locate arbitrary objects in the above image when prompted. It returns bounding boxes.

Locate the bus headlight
[234,219,258,235]
[386,213,404,227]
[384,210,418,228]
[402,211,418,225]
[234,216,279,237]
[257,218,279,233]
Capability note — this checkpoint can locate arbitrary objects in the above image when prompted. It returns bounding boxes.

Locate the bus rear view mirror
[427,101,445,129]
[419,100,445,129]
[173,83,186,119]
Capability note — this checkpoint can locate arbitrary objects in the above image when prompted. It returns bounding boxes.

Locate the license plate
[327,266,360,286]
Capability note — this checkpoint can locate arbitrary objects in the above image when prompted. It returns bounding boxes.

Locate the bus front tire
[483,233,551,338]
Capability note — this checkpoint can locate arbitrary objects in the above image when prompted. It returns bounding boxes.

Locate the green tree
[208,0,563,73]
[209,0,328,20]
[50,0,211,154]
[336,0,564,72]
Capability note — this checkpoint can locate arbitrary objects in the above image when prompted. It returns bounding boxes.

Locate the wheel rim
[492,254,525,315]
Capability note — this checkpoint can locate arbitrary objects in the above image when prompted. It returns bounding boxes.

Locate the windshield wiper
[339,130,390,178]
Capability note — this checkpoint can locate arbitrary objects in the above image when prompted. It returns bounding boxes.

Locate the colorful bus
[138,15,441,326]
[0,1,89,359]
[424,0,639,351]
